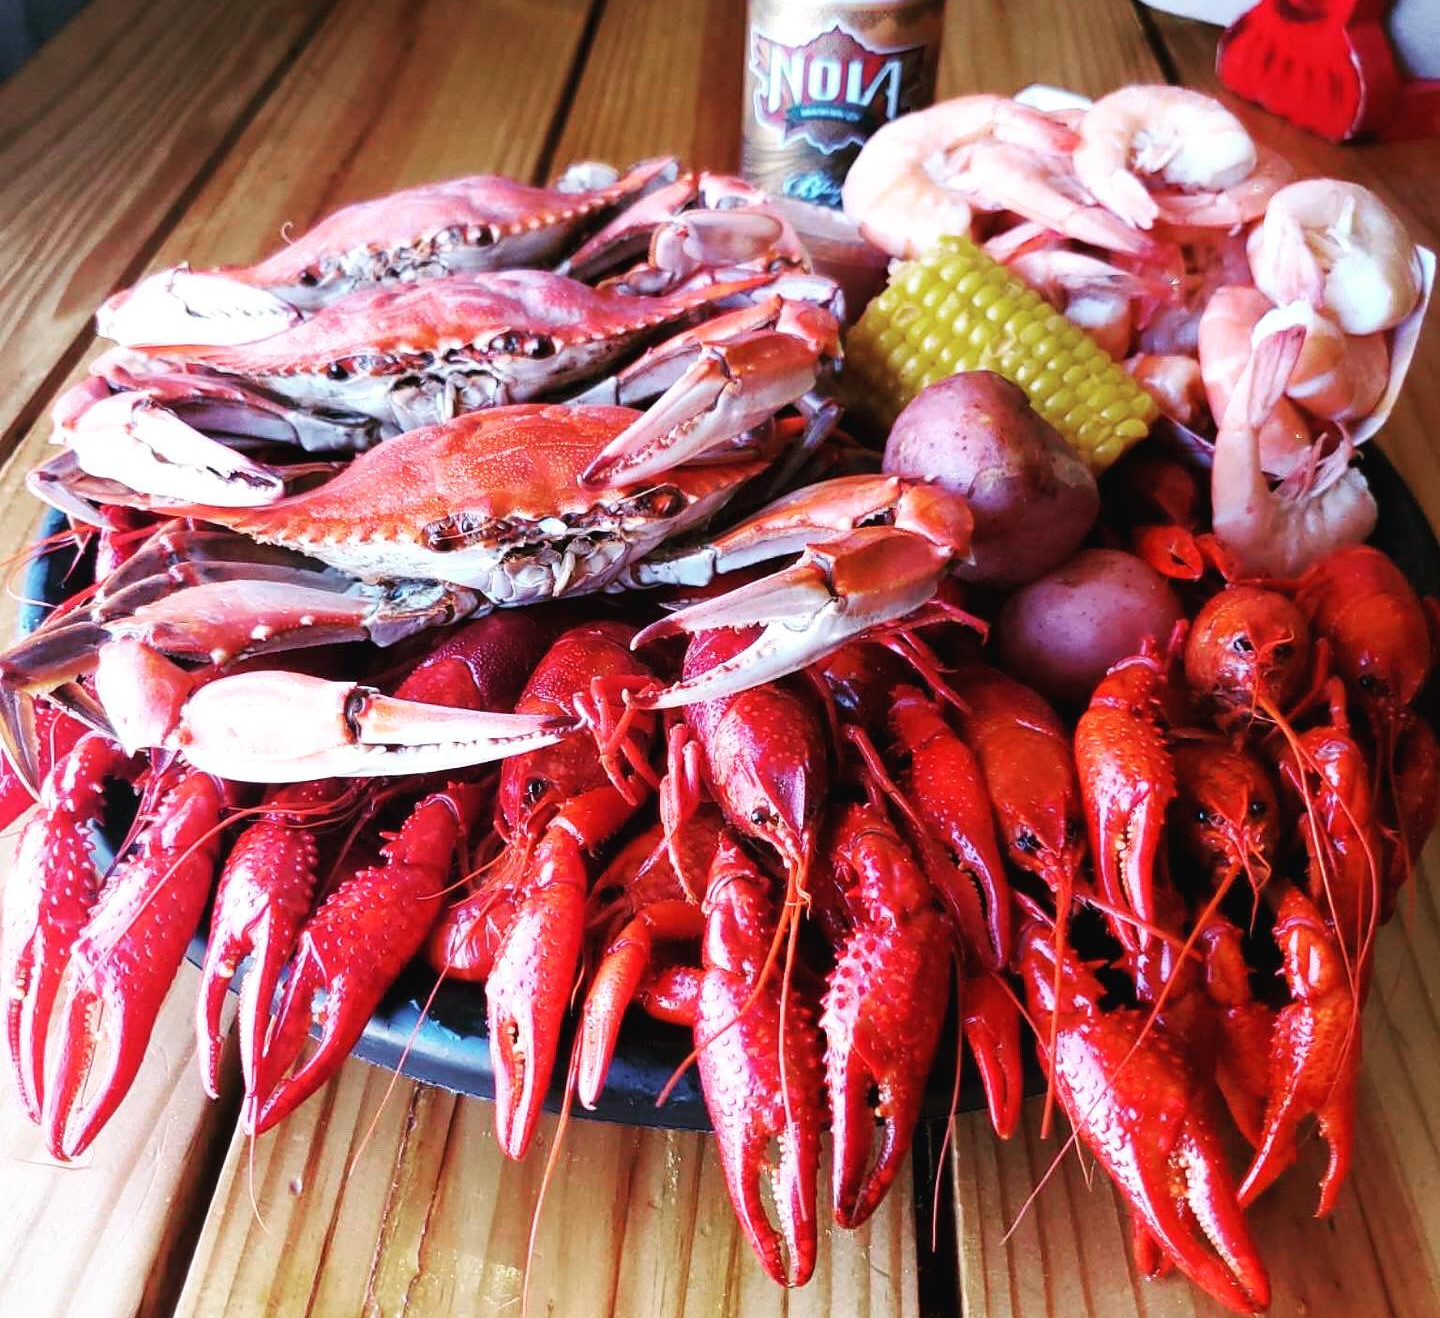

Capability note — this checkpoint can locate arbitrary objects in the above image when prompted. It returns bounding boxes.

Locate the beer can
[742,0,945,209]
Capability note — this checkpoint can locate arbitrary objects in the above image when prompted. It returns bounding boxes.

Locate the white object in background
[1135,0,1253,23]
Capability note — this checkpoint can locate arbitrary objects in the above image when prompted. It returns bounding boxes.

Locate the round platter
[20,446,1440,1129]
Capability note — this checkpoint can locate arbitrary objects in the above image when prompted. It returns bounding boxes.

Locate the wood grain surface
[2,1,1439,1315]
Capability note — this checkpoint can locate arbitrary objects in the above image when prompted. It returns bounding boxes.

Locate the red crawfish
[4,740,229,1159]
[199,609,560,1124]
[1296,544,1432,772]
[1074,643,1176,955]
[437,620,658,1159]
[814,800,951,1228]
[690,830,824,1287]
[574,808,722,1109]
[1018,922,1270,1314]
[1239,885,1360,1217]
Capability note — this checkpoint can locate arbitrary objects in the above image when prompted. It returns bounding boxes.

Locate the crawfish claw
[963,969,1024,1140]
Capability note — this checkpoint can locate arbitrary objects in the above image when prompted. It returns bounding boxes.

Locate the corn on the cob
[846,236,1158,472]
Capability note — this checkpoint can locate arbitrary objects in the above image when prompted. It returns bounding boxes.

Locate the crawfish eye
[1015,829,1039,854]
[490,332,524,355]
[1231,635,1255,655]
[523,777,548,807]
[526,335,557,360]
[750,806,773,827]
[1195,806,1211,825]
[298,270,319,287]
[326,362,350,381]
[1358,674,1378,692]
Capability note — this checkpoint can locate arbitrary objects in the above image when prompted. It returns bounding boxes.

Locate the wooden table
[1,2,1437,1314]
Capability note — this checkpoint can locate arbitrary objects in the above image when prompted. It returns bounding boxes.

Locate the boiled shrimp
[1211,327,1377,577]
[1007,249,1155,358]
[1074,85,1289,231]
[1248,179,1422,336]
[1125,353,1205,426]
[1254,302,1388,422]
[1199,285,1312,476]
[842,94,1148,259]
[1136,227,1251,356]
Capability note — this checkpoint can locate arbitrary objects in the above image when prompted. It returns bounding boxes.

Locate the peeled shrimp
[1248,179,1422,335]
[1253,302,1388,422]
[1199,285,1311,477]
[1126,353,1205,426]
[1007,249,1152,358]
[842,94,1148,259]
[1211,328,1377,577]
[1074,85,1290,231]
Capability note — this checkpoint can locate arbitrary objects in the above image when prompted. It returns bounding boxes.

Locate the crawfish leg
[695,834,823,1288]
[44,768,227,1159]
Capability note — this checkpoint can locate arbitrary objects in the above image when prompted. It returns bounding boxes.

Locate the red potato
[882,372,1099,586]
[994,549,1184,707]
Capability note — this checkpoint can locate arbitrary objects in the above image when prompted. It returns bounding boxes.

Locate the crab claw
[820,804,950,1227]
[1020,924,1270,1314]
[195,780,347,1098]
[117,665,570,781]
[634,517,967,711]
[693,835,823,1286]
[96,267,302,348]
[3,736,133,1120]
[57,390,289,508]
[578,299,839,488]
[963,969,1024,1140]
[248,784,482,1133]
[1239,887,1358,1216]
[43,768,227,1159]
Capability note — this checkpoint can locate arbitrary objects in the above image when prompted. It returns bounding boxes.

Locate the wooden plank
[551,0,746,173]
[0,0,335,452]
[175,1060,918,1318]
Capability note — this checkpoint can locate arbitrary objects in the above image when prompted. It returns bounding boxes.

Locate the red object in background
[1217,0,1440,142]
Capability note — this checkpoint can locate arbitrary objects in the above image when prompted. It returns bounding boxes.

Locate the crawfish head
[1171,741,1280,898]
[1184,586,1311,727]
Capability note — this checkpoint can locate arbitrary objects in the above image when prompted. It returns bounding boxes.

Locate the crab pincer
[1019,923,1270,1314]
[693,831,824,1287]
[41,763,229,1159]
[817,802,950,1228]
[248,781,486,1133]
[1239,886,1359,1217]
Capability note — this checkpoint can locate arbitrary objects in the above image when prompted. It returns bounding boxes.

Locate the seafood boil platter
[3,66,1438,1317]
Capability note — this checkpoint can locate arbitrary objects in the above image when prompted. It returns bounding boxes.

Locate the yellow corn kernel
[847,235,1159,471]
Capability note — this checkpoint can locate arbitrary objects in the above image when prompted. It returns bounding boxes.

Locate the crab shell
[140,270,773,430]
[192,403,768,606]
